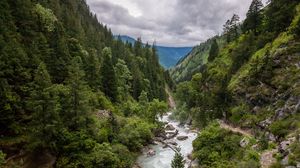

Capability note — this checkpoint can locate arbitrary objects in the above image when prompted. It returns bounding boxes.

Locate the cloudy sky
[86,0,266,47]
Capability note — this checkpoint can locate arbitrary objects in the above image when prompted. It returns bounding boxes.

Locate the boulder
[187,153,193,160]
[166,129,179,139]
[132,163,142,168]
[266,132,277,142]
[166,140,178,146]
[259,118,272,129]
[240,137,250,148]
[281,156,289,166]
[165,124,175,131]
[280,140,291,152]
[188,159,199,168]
[296,162,300,168]
[177,136,188,141]
[147,149,156,157]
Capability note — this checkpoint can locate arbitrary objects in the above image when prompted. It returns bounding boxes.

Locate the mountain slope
[0,0,168,167]
[116,35,192,68]
[170,36,226,82]
[174,1,300,167]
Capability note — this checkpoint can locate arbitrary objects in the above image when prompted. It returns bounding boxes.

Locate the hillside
[116,35,192,68]
[173,0,300,167]
[170,36,226,82]
[0,0,169,167]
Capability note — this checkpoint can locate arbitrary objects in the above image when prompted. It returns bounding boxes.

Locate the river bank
[136,112,197,168]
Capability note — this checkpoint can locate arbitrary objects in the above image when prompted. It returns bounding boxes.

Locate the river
[137,112,197,168]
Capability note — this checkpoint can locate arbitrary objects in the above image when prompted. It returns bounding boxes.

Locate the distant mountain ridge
[114,35,192,68]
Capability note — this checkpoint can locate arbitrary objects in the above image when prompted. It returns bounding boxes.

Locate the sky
[86,0,267,47]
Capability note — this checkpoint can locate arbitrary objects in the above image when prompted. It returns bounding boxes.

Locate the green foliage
[171,151,185,168]
[193,122,260,167]
[118,117,154,151]
[101,47,118,102]
[0,150,5,167]
[229,104,250,125]
[208,39,219,62]
[34,4,58,32]
[242,0,264,34]
[115,59,132,101]
[269,120,291,139]
[0,0,168,167]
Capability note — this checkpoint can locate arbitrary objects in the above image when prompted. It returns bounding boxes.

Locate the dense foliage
[173,0,300,166]
[0,0,169,167]
[171,151,185,168]
[193,122,259,168]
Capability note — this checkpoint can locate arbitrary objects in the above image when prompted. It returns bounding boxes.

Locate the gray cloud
[86,0,266,47]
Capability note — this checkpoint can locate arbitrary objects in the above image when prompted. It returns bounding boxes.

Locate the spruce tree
[242,0,263,34]
[208,39,219,62]
[28,62,61,151]
[171,151,185,168]
[65,57,93,130]
[100,47,118,102]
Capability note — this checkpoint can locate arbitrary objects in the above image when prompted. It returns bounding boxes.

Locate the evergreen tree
[171,151,185,168]
[65,57,93,130]
[208,39,219,62]
[100,47,118,102]
[223,19,232,43]
[115,58,132,101]
[242,0,264,34]
[27,62,61,151]
[265,0,298,34]
[230,14,240,39]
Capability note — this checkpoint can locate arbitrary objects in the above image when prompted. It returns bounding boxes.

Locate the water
[137,112,198,168]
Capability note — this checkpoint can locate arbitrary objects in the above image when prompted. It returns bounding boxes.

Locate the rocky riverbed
[137,112,198,168]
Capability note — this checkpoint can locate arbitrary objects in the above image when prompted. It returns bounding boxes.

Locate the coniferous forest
[1,0,300,168]
[0,0,169,167]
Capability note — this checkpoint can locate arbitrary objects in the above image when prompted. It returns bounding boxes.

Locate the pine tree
[100,47,118,102]
[242,0,264,34]
[223,19,232,43]
[115,58,132,101]
[208,39,219,62]
[65,57,93,130]
[28,62,61,151]
[171,151,185,168]
[230,14,240,39]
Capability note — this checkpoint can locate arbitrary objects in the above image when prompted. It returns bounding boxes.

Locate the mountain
[115,35,192,68]
[172,1,300,167]
[0,1,169,167]
[170,36,226,83]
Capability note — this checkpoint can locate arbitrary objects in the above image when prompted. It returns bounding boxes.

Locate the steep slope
[170,36,226,82]
[174,1,300,167]
[0,0,168,167]
[116,35,192,68]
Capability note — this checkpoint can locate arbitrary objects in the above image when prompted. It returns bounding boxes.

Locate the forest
[173,0,300,167]
[0,0,171,167]
[0,0,300,168]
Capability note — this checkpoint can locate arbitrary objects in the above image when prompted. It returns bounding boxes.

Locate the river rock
[188,159,199,168]
[153,137,164,142]
[166,140,178,146]
[147,149,156,157]
[177,135,188,141]
[165,124,175,130]
[296,162,300,168]
[132,163,142,168]
[187,153,193,160]
[166,129,179,139]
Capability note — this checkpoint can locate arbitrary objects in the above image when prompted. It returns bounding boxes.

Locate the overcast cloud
[86,0,266,47]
